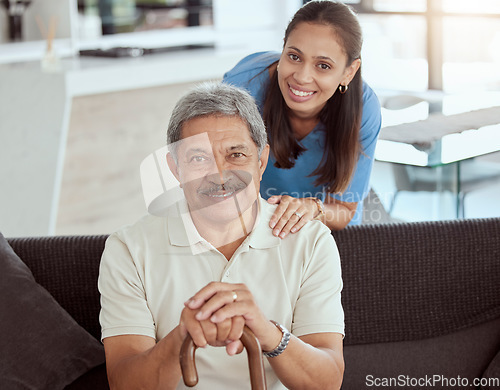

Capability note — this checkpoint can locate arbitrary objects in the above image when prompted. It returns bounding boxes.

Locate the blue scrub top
[223,52,381,225]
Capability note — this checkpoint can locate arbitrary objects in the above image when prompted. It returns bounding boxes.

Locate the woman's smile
[288,83,316,102]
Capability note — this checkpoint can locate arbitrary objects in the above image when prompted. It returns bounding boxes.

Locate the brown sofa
[2,217,500,389]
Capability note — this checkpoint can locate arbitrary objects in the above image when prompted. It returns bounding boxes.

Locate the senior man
[98,82,344,390]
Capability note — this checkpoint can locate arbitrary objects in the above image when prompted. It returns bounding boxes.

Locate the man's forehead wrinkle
[182,142,248,153]
[209,130,252,152]
[209,128,247,141]
[178,126,255,158]
[214,128,252,146]
[228,144,249,151]
[177,132,211,147]
[184,146,211,155]
[177,133,211,153]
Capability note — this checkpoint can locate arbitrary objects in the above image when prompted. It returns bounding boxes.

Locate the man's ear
[258,144,270,180]
[166,152,182,187]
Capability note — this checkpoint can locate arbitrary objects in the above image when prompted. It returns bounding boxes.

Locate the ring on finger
[231,291,238,302]
[293,211,303,218]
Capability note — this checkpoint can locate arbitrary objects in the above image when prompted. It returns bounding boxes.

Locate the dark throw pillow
[0,233,105,390]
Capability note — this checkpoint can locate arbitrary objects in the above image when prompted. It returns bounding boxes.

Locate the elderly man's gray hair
[167,82,267,157]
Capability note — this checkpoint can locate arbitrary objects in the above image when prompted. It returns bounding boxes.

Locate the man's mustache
[198,181,247,196]
[197,170,252,196]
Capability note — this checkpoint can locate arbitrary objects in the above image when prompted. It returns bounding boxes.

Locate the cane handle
[180,325,267,389]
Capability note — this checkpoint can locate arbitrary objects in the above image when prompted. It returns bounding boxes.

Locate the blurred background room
[1,0,499,237]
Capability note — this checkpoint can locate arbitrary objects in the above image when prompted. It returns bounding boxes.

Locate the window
[442,16,499,93]
[341,0,500,92]
[360,14,428,92]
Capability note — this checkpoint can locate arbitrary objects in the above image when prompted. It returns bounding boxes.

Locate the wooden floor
[56,81,203,235]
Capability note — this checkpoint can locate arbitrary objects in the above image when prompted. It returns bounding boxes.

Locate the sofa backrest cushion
[333,217,500,345]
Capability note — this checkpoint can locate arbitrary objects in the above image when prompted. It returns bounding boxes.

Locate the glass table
[375,105,500,218]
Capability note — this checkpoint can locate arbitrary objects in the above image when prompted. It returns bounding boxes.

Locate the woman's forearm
[323,200,357,230]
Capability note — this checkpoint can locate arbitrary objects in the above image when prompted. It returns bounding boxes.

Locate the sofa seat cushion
[0,233,105,390]
[342,316,500,390]
[65,363,109,390]
[482,349,500,390]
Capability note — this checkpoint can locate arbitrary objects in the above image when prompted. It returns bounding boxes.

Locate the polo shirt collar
[247,198,281,249]
[167,199,204,247]
[167,196,280,249]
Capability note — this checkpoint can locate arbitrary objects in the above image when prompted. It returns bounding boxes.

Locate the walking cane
[180,326,267,390]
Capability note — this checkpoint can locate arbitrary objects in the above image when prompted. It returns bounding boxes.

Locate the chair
[390,157,500,217]
[362,188,396,224]
[382,95,500,218]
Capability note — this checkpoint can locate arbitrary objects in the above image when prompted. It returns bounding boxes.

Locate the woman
[223,0,381,236]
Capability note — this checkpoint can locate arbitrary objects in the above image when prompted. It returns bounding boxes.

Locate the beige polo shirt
[99,197,343,390]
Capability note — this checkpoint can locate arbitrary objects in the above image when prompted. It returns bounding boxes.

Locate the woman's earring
[339,84,348,94]
[277,64,280,72]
